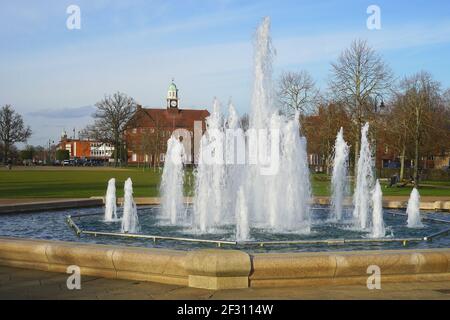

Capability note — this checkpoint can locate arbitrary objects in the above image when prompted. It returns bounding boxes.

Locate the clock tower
[166,80,179,109]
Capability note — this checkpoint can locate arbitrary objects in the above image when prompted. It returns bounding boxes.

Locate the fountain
[371,179,385,238]
[121,178,140,233]
[407,188,423,228]
[103,17,396,241]
[104,178,117,222]
[160,135,186,225]
[353,123,374,229]
[330,128,350,221]
[193,17,312,235]
[54,17,450,256]
[85,18,407,243]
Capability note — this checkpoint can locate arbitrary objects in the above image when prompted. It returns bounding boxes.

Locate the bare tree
[86,92,136,166]
[443,88,450,110]
[384,94,412,181]
[139,126,164,168]
[0,105,32,164]
[277,70,318,116]
[138,129,154,169]
[302,101,352,173]
[329,39,393,169]
[399,71,441,187]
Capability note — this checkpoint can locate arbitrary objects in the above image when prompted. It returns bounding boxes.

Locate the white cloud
[28,105,95,119]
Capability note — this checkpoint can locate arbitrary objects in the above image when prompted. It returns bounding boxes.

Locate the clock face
[170,100,177,107]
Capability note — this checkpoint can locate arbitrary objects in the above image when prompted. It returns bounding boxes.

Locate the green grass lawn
[0,167,449,199]
[311,175,450,197]
[0,168,165,198]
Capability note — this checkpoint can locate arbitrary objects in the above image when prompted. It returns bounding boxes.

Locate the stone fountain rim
[1,236,450,290]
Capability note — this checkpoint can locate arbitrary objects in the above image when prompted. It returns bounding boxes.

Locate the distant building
[124,81,209,165]
[433,152,450,169]
[58,130,114,161]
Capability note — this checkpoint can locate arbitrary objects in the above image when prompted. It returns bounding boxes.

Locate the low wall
[250,250,450,287]
[0,237,188,286]
[0,237,449,290]
[0,199,103,214]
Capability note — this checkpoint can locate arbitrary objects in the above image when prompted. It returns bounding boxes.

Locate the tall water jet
[407,188,423,228]
[194,99,226,232]
[247,17,311,232]
[121,178,140,233]
[160,135,186,225]
[265,112,311,232]
[192,16,312,234]
[224,102,245,218]
[250,16,275,130]
[331,128,350,221]
[353,123,374,229]
[104,178,117,222]
[235,186,249,241]
[371,179,385,238]
[246,16,277,225]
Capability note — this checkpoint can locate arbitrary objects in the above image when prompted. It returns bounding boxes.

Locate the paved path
[1,266,449,300]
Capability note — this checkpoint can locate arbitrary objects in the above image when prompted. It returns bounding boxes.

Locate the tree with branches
[302,101,352,173]
[329,39,393,168]
[0,105,32,164]
[384,94,412,181]
[277,70,318,116]
[85,92,136,166]
[139,126,164,168]
[399,72,444,186]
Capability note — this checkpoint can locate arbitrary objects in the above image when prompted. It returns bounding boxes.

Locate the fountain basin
[0,206,449,252]
[1,236,450,290]
[1,205,449,289]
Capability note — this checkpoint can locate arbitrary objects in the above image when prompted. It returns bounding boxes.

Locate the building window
[132,153,137,162]
[132,128,137,134]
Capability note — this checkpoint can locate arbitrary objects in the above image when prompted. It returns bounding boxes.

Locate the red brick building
[124,81,209,165]
[58,131,114,161]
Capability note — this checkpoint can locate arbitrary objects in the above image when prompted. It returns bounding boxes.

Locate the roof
[127,107,210,130]
[168,82,177,92]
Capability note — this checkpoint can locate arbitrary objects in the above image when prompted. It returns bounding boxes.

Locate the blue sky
[1,0,450,145]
